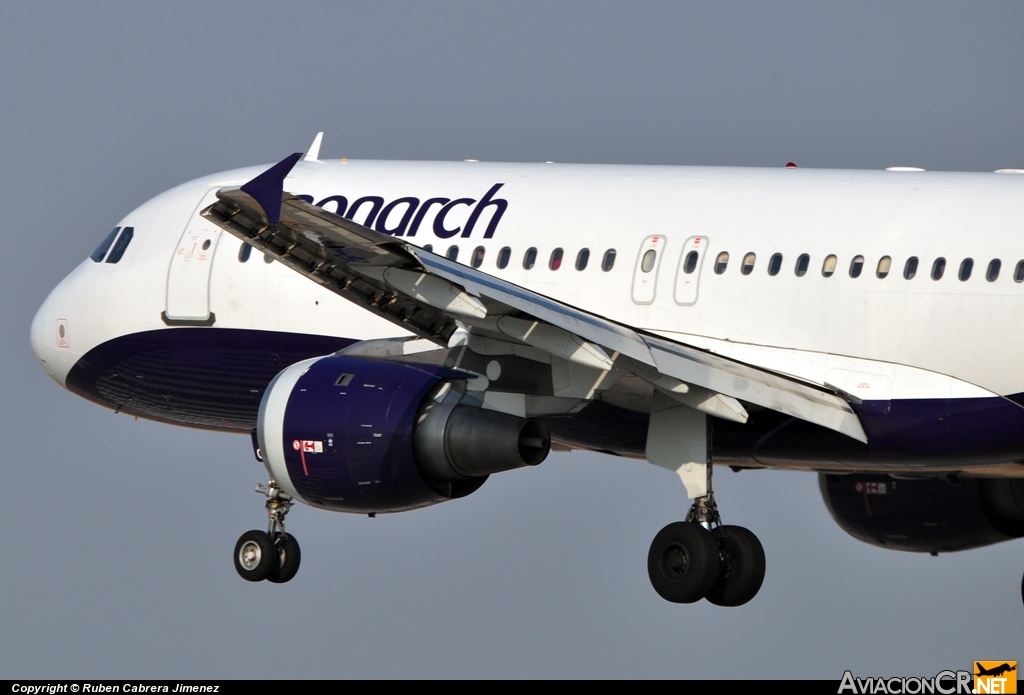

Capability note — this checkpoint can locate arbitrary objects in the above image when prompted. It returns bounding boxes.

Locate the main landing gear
[647,466,766,607]
[234,481,302,584]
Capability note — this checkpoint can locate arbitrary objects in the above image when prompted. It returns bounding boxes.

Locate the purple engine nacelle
[820,473,1024,553]
[257,355,550,513]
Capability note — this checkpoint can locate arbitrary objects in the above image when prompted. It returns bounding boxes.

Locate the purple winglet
[239,152,303,224]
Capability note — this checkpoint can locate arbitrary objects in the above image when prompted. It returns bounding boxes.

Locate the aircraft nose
[30,300,45,365]
[31,274,82,387]
[31,291,56,381]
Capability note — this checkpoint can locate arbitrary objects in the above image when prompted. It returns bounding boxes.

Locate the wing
[202,154,867,443]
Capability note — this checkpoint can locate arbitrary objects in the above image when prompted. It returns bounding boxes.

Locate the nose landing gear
[233,481,302,584]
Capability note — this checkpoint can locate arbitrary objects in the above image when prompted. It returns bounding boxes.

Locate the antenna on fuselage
[304,132,324,162]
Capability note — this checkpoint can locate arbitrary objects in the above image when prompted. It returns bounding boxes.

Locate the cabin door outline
[631,235,667,305]
[673,236,709,306]
[164,187,223,325]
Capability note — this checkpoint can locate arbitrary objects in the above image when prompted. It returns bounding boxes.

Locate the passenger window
[904,257,919,279]
[794,254,809,277]
[549,248,564,270]
[741,253,756,275]
[446,245,459,261]
[524,247,538,270]
[471,246,485,268]
[931,257,946,280]
[202,239,211,251]
[105,227,134,264]
[1015,261,1024,283]
[423,244,433,253]
[682,250,699,274]
[958,258,973,281]
[576,248,590,271]
[238,243,253,263]
[90,227,120,262]
[641,249,657,273]
[767,253,782,276]
[497,246,511,269]
[601,249,616,272]
[714,252,729,274]
[987,259,1001,282]
[264,253,274,264]
[849,255,864,278]
[876,256,891,279]
[822,255,837,277]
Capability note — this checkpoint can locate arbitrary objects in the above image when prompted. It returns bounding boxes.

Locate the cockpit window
[105,227,134,264]
[104,227,133,263]
[90,227,120,262]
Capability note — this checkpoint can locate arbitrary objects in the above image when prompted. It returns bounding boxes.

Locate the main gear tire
[647,522,720,603]
[706,525,765,607]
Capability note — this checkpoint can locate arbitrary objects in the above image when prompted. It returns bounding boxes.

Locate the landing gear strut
[233,481,302,583]
[647,463,765,606]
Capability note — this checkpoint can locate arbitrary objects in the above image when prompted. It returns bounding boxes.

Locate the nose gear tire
[234,530,277,582]
[267,532,301,584]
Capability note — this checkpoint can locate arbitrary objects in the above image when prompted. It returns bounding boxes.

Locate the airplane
[975,663,1017,678]
[30,133,1024,607]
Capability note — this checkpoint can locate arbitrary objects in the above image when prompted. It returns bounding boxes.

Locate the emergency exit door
[673,236,709,305]
[631,235,666,304]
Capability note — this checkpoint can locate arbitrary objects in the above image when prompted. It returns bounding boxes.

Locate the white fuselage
[31,159,1024,433]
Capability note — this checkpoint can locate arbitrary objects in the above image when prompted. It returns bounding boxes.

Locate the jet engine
[819,473,1024,553]
[257,355,550,513]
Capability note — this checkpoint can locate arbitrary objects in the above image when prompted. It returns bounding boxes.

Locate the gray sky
[3,2,1022,678]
